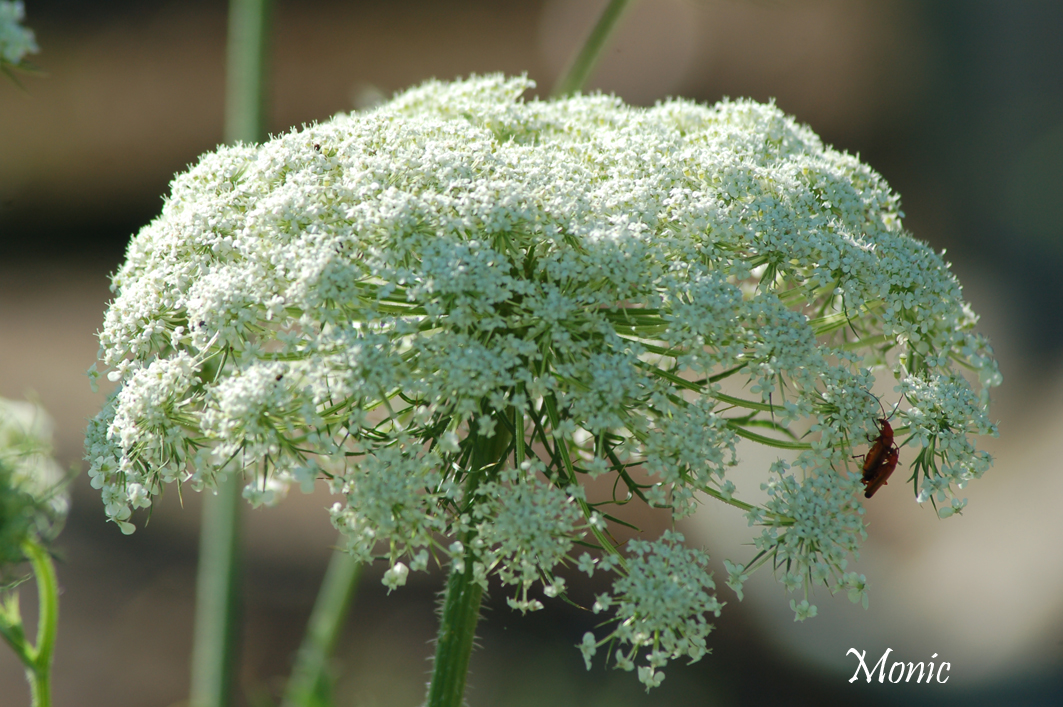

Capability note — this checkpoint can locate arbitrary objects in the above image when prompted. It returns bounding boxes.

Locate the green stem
[424,544,485,707]
[22,539,58,707]
[0,594,32,670]
[700,486,758,514]
[551,0,636,97]
[425,422,511,707]
[190,475,243,707]
[281,546,362,707]
[225,0,273,144]
[725,422,813,450]
[190,3,272,704]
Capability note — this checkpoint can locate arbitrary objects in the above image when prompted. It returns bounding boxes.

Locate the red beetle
[861,418,899,498]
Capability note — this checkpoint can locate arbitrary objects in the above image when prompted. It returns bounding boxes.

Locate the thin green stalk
[551,0,636,97]
[190,475,243,707]
[726,422,812,450]
[281,547,362,707]
[189,2,271,705]
[23,538,58,707]
[225,0,273,145]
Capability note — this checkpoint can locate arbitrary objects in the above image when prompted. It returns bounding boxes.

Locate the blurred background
[2,0,1062,704]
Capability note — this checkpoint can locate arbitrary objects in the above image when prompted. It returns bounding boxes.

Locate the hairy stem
[424,543,485,707]
[425,420,511,707]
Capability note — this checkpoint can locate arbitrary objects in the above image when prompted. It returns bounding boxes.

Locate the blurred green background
[2,1,1062,705]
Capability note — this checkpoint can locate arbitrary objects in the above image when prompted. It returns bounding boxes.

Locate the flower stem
[425,422,511,707]
[551,0,635,97]
[281,545,362,707]
[22,539,58,707]
[189,3,272,705]
[225,0,273,145]
[190,475,243,707]
[424,543,485,707]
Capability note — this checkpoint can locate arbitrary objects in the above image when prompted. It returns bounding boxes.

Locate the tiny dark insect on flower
[861,418,899,498]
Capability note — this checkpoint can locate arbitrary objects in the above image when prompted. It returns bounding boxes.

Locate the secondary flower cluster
[0,1,36,69]
[1,398,67,572]
[85,75,998,687]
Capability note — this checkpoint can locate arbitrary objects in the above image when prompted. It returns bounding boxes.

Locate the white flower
[475,477,586,610]
[746,454,868,600]
[723,560,748,601]
[382,562,409,592]
[790,599,818,622]
[578,632,598,670]
[588,532,719,679]
[637,665,665,690]
[328,445,449,567]
[841,572,869,609]
[0,398,68,565]
[85,74,999,688]
[0,1,36,67]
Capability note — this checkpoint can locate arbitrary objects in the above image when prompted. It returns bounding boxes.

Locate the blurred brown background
[2,0,1062,705]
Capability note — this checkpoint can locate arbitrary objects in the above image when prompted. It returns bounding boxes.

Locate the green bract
[0,399,67,572]
[85,75,999,687]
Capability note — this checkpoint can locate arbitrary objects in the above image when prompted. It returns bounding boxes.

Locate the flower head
[86,75,998,687]
[1,398,67,571]
[0,1,37,68]
[604,531,721,688]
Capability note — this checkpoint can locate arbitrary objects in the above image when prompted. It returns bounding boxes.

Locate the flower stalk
[24,539,58,707]
[552,0,635,96]
[189,475,243,707]
[0,398,67,707]
[224,0,272,145]
[0,539,59,707]
[189,2,272,706]
[425,543,485,707]
[281,545,362,707]
[426,421,511,707]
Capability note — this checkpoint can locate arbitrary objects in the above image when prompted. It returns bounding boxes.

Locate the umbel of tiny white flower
[85,74,999,687]
[0,398,68,571]
[0,1,37,69]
